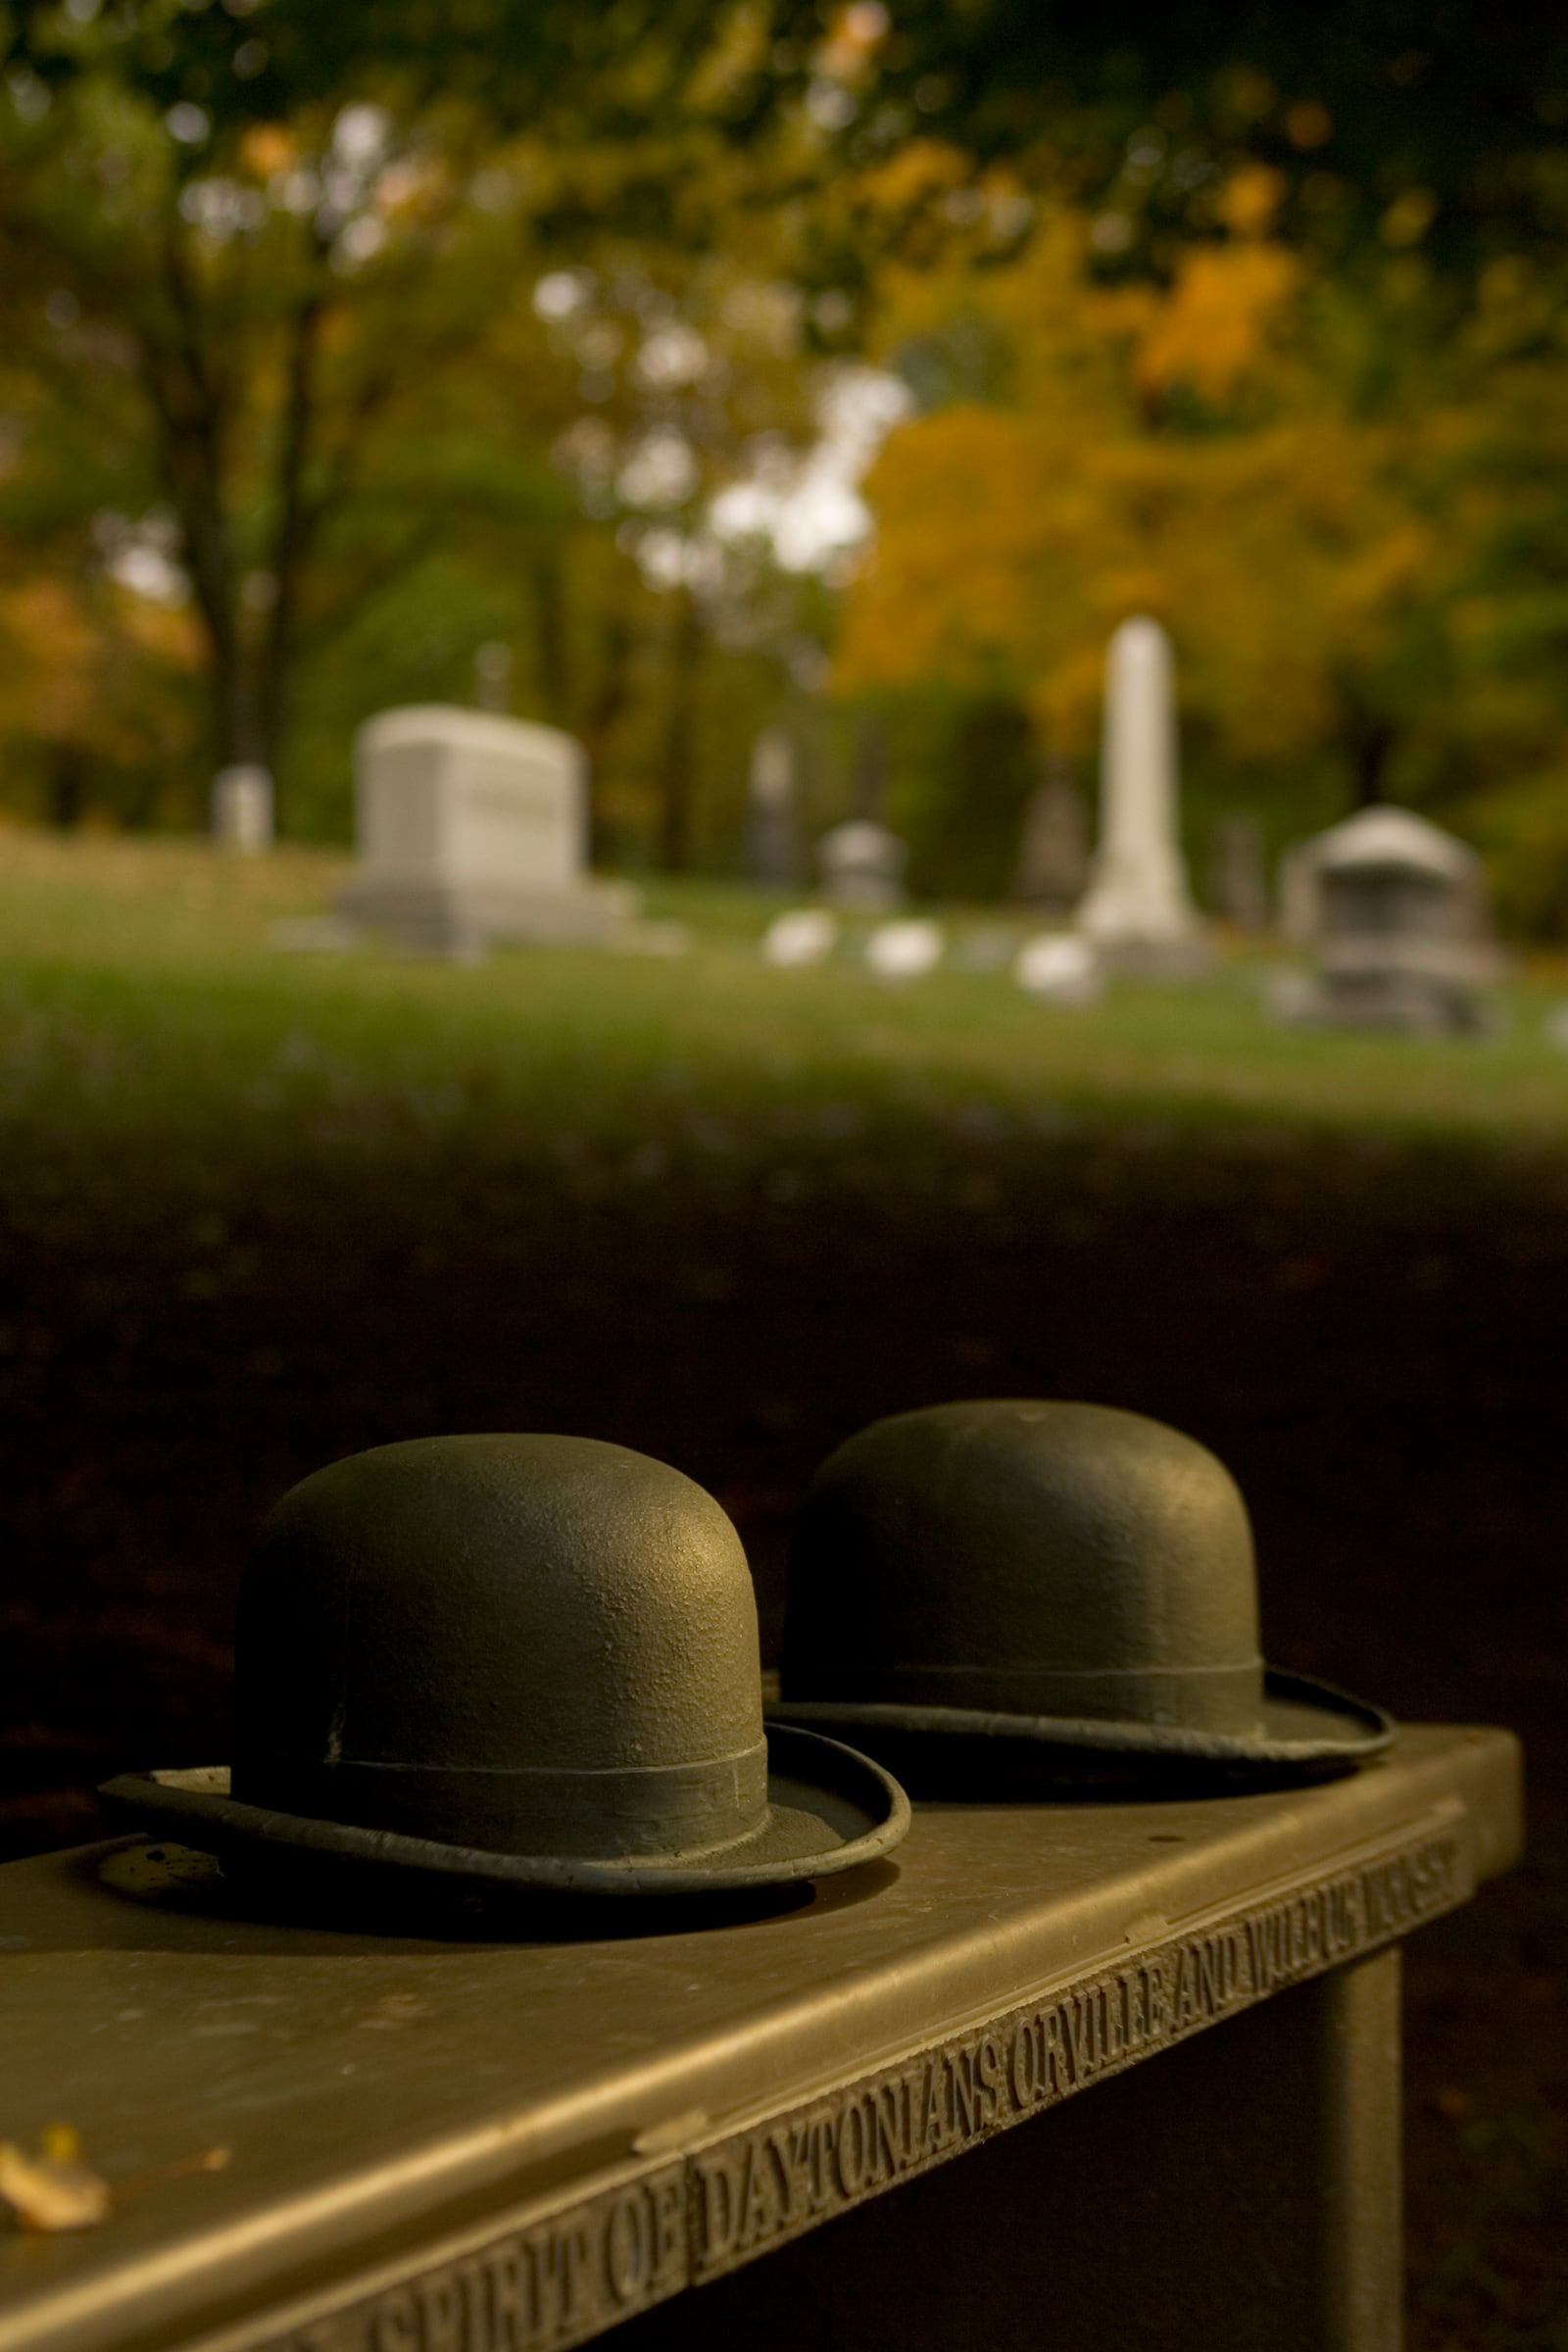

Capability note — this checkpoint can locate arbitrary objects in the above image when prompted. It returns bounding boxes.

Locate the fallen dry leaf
[0,2128,112,2232]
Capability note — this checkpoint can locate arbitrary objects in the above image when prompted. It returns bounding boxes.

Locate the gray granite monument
[1207,814,1269,932]
[1279,806,1499,1031]
[747,729,802,889]
[817,819,906,910]
[1011,757,1090,914]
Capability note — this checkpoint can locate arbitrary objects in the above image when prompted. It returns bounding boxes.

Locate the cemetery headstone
[747,729,802,889]
[1207,813,1270,931]
[761,908,838,967]
[1075,617,1206,973]
[473,642,514,713]
[1279,806,1500,1032]
[1011,757,1090,912]
[864,918,944,981]
[1014,932,1102,1006]
[338,705,634,955]
[1276,839,1322,943]
[211,763,273,854]
[817,818,906,909]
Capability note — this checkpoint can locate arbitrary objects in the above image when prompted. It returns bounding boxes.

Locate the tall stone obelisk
[1075,617,1206,972]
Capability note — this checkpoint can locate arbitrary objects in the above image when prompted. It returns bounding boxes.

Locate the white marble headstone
[761,909,837,967]
[1014,933,1102,1005]
[340,707,632,953]
[864,919,943,981]
[211,764,273,854]
[1075,618,1205,972]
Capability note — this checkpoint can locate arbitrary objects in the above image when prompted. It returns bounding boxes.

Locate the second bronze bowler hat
[102,1434,908,1895]
[771,1400,1394,1788]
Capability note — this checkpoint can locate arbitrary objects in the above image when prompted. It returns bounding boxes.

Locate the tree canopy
[847,0,1568,283]
[1,1,1566,919]
[0,0,829,839]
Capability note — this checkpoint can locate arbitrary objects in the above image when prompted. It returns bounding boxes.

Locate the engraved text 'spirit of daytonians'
[286,2168,686,2352]
[263,1830,1461,2352]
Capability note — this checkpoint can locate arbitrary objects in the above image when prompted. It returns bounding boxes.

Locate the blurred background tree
[815,2,1568,921]
[1,0,1566,915]
[843,0,1568,288]
[0,0,832,849]
[833,166,1568,902]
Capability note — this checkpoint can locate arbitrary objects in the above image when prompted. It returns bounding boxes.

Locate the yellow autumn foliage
[1134,242,1300,405]
[0,575,202,764]
[835,193,1466,774]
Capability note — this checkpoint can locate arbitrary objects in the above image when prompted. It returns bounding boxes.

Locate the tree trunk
[255,289,327,797]
[46,742,87,829]
[1353,721,1396,808]
[579,608,635,865]
[531,542,570,727]
[149,220,258,772]
[656,587,703,873]
[1341,693,1397,809]
[141,219,334,822]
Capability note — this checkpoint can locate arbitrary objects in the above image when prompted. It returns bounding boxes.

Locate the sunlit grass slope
[2,828,1566,1151]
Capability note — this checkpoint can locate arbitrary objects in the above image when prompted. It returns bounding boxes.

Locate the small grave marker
[818,819,906,910]
[761,909,838,967]
[1015,933,1102,1005]
[864,919,943,981]
[748,730,802,889]
[211,764,273,854]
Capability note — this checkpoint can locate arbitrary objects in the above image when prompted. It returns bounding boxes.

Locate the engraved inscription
[255,1827,1464,2351]
[284,2165,685,2352]
[689,1829,1462,2278]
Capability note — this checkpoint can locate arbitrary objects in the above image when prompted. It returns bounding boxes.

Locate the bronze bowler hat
[102,1435,908,1895]
[770,1401,1394,1788]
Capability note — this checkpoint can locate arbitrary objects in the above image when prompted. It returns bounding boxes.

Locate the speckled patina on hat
[102,1435,907,1895]
[770,1401,1393,1789]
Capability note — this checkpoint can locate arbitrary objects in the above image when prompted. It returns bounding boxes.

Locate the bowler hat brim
[97,1725,909,1896]
[766,1670,1395,1792]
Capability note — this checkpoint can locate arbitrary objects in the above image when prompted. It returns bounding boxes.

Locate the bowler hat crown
[234,1434,770,1861]
[782,1400,1265,1736]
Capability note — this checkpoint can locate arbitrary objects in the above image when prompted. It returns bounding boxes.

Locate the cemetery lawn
[1,831,1568,1148]
[3,831,1567,2348]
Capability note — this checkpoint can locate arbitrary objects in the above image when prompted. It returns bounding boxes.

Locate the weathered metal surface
[0,1725,1520,2352]
[618,1955,1406,2352]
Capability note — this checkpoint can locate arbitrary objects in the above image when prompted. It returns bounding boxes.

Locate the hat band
[233,1738,770,1861]
[788,1659,1265,1735]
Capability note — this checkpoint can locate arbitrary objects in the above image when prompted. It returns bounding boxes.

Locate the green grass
[3,826,1568,1152]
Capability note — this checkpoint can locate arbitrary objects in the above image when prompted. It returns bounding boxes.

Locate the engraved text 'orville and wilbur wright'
[263,1826,1461,2352]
